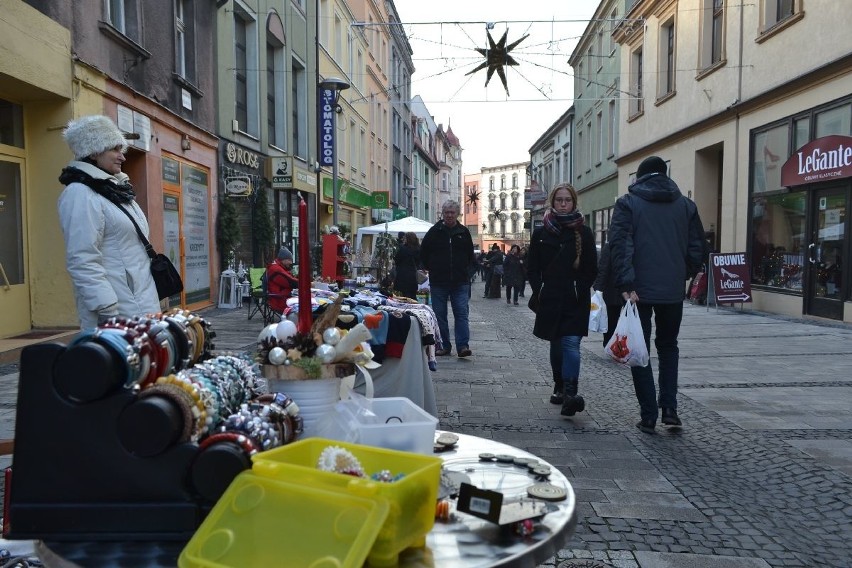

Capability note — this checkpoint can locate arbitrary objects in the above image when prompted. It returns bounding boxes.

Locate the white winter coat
[58,161,161,328]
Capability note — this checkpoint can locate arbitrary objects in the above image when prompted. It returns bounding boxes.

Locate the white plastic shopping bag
[588,290,608,333]
[604,300,650,367]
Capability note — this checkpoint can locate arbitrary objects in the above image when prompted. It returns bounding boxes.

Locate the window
[334,14,342,60]
[576,130,584,177]
[596,111,603,164]
[511,192,519,209]
[500,174,506,189]
[596,30,603,72]
[763,0,796,31]
[234,7,258,135]
[500,193,506,210]
[752,123,788,194]
[291,58,307,158]
[511,215,518,234]
[711,0,723,64]
[608,99,616,157]
[0,161,23,285]
[586,121,592,171]
[489,194,495,211]
[793,117,810,151]
[751,191,805,290]
[512,173,518,188]
[659,19,675,97]
[815,104,852,138]
[349,119,357,172]
[489,176,495,190]
[0,99,24,148]
[175,0,196,83]
[106,0,140,41]
[593,207,612,246]
[630,47,644,116]
[266,15,286,149]
[609,9,618,55]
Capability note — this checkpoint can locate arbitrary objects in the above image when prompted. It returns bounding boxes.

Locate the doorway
[805,186,848,319]
[0,157,30,336]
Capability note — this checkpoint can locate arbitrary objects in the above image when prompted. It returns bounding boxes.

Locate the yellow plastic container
[178,471,389,568]
[252,438,442,566]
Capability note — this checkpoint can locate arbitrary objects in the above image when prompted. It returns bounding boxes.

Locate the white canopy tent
[355,216,435,251]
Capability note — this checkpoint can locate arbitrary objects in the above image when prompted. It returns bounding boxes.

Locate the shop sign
[116,105,151,152]
[393,207,408,220]
[373,208,392,222]
[296,168,316,187]
[225,176,252,197]
[224,142,260,171]
[371,191,390,208]
[709,252,752,304]
[782,135,852,187]
[321,178,371,208]
[270,156,293,188]
[318,89,336,167]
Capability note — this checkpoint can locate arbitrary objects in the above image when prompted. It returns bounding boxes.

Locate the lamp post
[402,184,416,217]
[319,77,350,227]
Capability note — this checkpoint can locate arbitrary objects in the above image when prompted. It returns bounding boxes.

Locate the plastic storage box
[178,471,390,568]
[342,397,438,455]
[252,438,442,566]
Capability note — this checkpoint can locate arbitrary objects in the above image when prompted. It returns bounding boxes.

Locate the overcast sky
[394,1,603,175]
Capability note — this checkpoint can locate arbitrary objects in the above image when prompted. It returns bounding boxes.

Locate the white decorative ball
[276,320,298,342]
[258,324,278,344]
[268,346,287,365]
[322,327,341,346]
[316,344,337,364]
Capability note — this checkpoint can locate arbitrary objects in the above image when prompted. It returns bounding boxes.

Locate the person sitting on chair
[266,247,298,314]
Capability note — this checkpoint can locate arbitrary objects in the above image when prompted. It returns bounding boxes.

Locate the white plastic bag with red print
[604,300,649,367]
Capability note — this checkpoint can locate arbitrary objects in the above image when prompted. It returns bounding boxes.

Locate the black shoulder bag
[112,203,184,300]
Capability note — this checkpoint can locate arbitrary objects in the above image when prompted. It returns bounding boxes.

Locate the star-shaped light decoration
[467,189,480,206]
[465,29,529,96]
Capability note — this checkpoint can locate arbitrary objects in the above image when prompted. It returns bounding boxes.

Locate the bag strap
[105,198,158,260]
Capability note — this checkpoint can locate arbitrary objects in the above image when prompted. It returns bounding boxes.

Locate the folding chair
[247,267,284,325]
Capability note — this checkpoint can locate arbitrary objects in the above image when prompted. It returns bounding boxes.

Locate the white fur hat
[63,115,128,160]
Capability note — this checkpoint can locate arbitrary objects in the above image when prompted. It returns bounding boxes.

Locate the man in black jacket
[609,156,706,433]
[420,200,475,357]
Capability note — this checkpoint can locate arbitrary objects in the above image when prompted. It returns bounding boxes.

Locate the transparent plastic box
[342,397,438,455]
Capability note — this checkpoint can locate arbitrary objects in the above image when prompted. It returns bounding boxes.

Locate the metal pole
[332,108,339,227]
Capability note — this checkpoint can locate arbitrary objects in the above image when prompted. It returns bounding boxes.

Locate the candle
[298,193,312,334]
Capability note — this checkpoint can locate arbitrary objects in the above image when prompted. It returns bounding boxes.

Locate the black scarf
[59,166,136,205]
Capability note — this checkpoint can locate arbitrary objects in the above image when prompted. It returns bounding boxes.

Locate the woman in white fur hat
[58,115,161,328]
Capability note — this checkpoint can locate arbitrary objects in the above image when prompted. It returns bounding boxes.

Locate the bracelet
[198,432,258,456]
[138,383,195,443]
[155,374,209,439]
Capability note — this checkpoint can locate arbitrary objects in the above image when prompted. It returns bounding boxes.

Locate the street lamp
[402,184,416,217]
[319,76,350,227]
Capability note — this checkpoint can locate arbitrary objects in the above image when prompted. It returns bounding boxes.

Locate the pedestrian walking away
[420,200,476,358]
[527,183,598,416]
[57,115,161,329]
[503,245,524,305]
[593,240,624,348]
[393,232,421,300]
[608,155,706,433]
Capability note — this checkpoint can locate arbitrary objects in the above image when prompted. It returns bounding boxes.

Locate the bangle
[198,432,258,456]
[138,383,195,443]
[155,374,209,439]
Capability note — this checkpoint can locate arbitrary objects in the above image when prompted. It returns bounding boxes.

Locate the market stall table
[2,433,576,567]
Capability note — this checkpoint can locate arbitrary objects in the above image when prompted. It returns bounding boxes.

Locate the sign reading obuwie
[709,252,752,304]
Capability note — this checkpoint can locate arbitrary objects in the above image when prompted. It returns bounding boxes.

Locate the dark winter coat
[502,253,524,289]
[527,225,598,341]
[608,173,706,303]
[593,242,624,307]
[420,221,475,287]
[393,244,420,299]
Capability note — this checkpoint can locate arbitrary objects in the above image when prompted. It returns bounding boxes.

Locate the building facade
[529,107,574,229]
[614,0,852,321]
[481,162,531,251]
[569,0,629,246]
[463,173,482,251]
[1,0,219,337]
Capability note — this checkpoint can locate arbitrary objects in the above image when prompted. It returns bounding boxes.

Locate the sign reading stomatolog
[709,252,752,304]
[781,135,852,187]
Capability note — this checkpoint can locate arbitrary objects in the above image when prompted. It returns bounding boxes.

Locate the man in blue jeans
[420,200,475,357]
[609,156,706,433]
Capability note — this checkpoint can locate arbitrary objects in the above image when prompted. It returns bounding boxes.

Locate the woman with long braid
[526,183,598,417]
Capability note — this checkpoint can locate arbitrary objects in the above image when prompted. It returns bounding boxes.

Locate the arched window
[489,218,496,233]
[499,193,506,210]
[511,192,519,209]
[489,194,495,211]
[500,174,506,189]
[500,218,506,235]
[512,173,518,188]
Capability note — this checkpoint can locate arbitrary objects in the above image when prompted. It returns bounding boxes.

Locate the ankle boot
[549,378,563,405]
[560,379,586,416]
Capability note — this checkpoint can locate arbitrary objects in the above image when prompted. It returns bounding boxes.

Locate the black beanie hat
[637,156,668,178]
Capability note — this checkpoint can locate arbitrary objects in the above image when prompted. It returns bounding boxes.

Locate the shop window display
[751,191,806,290]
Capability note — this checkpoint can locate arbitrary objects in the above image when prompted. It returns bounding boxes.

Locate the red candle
[298,194,312,334]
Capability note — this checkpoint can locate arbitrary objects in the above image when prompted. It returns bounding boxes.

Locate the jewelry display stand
[4,343,243,541]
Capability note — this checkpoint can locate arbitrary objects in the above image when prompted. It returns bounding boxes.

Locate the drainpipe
[730,1,745,249]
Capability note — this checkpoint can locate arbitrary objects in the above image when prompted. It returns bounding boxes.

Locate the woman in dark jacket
[502,245,524,305]
[393,232,421,299]
[527,183,598,416]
